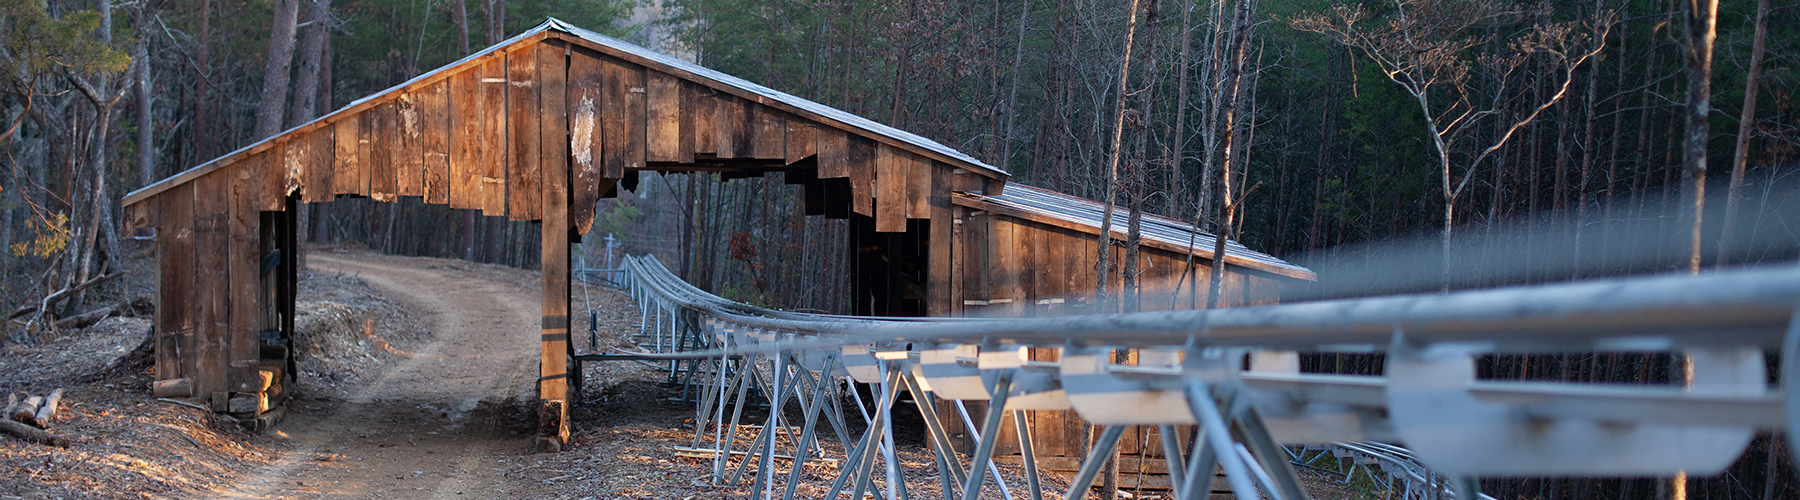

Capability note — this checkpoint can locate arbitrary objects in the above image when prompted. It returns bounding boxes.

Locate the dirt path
[225,250,544,499]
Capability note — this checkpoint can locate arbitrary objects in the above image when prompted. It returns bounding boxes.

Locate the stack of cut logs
[1,389,68,447]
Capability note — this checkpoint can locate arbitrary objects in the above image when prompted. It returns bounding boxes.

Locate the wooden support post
[538,46,573,450]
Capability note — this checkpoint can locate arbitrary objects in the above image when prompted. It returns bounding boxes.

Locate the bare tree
[133,7,153,188]
[1675,0,1718,277]
[254,0,301,139]
[1206,0,1253,309]
[290,0,330,126]
[1295,0,1610,289]
[1715,0,1766,266]
[1095,0,1144,313]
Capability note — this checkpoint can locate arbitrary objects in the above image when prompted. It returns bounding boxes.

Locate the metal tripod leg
[782,356,838,500]
[960,370,1014,500]
[748,353,787,497]
[715,354,756,482]
[1159,424,1187,492]
[826,366,901,500]
[1062,425,1127,499]
[1232,405,1309,500]
[1179,425,1220,500]
[901,373,967,499]
[1015,410,1045,500]
[850,365,904,500]
[1183,378,1259,500]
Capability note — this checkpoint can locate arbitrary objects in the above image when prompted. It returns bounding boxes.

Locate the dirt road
[226,250,545,499]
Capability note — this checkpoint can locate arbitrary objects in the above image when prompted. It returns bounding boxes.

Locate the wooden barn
[120,18,1314,454]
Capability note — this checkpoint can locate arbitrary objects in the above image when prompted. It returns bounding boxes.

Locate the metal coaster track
[575,255,1800,500]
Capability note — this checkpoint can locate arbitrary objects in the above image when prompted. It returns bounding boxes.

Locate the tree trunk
[1094,0,1143,315]
[1715,0,1767,266]
[996,0,1032,170]
[484,0,503,45]
[1677,0,1718,277]
[1167,0,1193,216]
[133,8,154,188]
[453,0,471,55]
[290,0,329,126]
[1207,0,1253,310]
[254,0,302,140]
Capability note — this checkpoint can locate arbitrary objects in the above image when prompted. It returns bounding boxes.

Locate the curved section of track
[584,255,1800,500]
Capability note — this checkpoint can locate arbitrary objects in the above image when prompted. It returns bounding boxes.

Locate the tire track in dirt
[223,250,542,499]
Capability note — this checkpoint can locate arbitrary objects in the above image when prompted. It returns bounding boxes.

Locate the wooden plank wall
[132,38,978,423]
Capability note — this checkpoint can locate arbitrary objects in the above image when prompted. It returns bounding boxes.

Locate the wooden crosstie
[121,18,1312,450]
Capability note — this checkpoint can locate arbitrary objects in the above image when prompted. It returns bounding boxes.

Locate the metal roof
[958,184,1316,280]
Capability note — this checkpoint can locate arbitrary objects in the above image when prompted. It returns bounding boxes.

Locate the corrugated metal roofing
[960,184,1316,280]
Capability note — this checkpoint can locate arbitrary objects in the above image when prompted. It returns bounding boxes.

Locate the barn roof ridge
[956,184,1317,280]
[125,17,1005,208]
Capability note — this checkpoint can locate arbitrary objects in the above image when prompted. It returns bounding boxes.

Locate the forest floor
[1,245,1363,499]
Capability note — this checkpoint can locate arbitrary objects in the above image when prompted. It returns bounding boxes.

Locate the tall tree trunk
[1206,0,1252,310]
[1715,0,1767,266]
[484,0,504,45]
[194,0,212,160]
[1677,0,1717,276]
[290,0,329,126]
[1094,0,1143,314]
[452,0,471,56]
[996,0,1032,170]
[134,8,154,187]
[254,0,302,140]
[1167,0,1192,216]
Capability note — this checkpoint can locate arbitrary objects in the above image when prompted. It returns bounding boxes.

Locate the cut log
[12,396,41,424]
[55,301,124,329]
[32,389,62,428]
[227,394,261,414]
[153,378,194,398]
[1,394,17,422]
[0,418,67,447]
[256,364,284,391]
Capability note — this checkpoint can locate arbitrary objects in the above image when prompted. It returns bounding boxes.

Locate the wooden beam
[646,70,682,163]
[568,52,603,235]
[192,171,230,399]
[686,82,717,156]
[227,154,264,396]
[874,143,905,232]
[419,80,451,204]
[540,85,573,449]
[600,55,645,179]
[332,117,361,198]
[449,67,481,210]
[927,165,953,317]
[155,183,196,385]
[905,156,930,219]
[539,40,569,228]
[848,136,874,217]
[478,57,508,216]
[368,102,397,201]
[395,91,425,197]
[816,127,848,179]
[785,119,816,165]
[508,46,543,221]
[752,107,784,160]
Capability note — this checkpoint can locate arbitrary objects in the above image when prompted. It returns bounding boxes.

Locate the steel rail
[591,254,1800,500]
